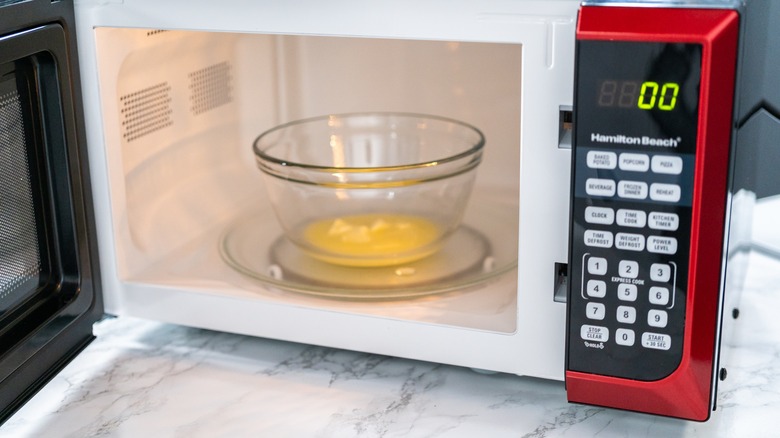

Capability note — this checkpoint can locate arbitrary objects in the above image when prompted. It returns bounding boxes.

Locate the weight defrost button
[615,233,645,252]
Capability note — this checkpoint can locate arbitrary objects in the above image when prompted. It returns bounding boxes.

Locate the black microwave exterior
[0,0,103,424]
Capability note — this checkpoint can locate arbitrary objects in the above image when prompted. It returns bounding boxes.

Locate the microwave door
[0,0,103,424]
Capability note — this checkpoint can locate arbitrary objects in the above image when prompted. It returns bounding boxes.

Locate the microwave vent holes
[120,82,173,143]
[189,62,233,116]
[145,30,168,38]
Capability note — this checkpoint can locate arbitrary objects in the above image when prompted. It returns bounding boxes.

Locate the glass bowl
[253,112,484,268]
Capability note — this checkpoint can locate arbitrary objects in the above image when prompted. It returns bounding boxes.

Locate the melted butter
[302,214,442,267]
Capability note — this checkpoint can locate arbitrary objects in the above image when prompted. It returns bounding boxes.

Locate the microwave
[1,0,778,423]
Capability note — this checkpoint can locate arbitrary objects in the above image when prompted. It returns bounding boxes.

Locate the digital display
[575,41,702,154]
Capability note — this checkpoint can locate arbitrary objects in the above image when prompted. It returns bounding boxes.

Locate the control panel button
[615,233,645,251]
[616,306,636,324]
[619,153,650,172]
[648,212,679,231]
[581,325,609,342]
[617,284,638,302]
[616,328,636,346]
[650,263,672,282]
[651,155,683,175]
[649,183,681,203]
[586,178,616,197]
[616,209,647,228]
[618,260,639,279]
[617,181,648,200]
[587,257,608,275]
[586,279,607,298]
[584,230,614,248]
[649,286,670,306]
[641,332,671,350]
[647,309,669,328]
[647,236,678,255]
[587,151,618,169]
[587,302,606,320]
[585,206,615,225]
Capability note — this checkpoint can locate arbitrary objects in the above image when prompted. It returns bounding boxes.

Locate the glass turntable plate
[219,196,518,299]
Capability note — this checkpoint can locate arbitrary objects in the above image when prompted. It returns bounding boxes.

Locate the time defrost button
[584,230,614,248]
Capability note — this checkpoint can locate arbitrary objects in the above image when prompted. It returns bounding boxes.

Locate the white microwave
[1,0,777,422]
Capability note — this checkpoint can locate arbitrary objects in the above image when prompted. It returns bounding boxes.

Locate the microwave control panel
[567,40,702,381]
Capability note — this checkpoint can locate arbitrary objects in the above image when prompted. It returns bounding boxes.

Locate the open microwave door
[0,0,102,423]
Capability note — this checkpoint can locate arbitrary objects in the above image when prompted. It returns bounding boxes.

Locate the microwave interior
[94,28,532,334]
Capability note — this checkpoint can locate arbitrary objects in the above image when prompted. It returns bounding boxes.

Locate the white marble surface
[3,252,780,437]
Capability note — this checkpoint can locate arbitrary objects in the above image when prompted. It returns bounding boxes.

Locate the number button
[587,302,606,320]
[618,260,639,279]
[648,309,668,328]
[616,328,635,346]
[649,286,670,306]
[616,306,636,324]
[650,263,671,282]
[587,257,608,275]
[586,280,607,298]
[617,284,638,302]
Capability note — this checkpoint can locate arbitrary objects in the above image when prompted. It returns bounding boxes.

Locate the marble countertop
[3,252,780,437]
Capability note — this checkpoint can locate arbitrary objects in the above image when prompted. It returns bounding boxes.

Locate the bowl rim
[252,111,485,173]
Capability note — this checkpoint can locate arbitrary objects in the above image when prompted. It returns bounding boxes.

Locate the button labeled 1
[587,257,608,275]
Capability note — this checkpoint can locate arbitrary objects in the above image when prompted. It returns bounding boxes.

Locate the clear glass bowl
[253,112,485,267]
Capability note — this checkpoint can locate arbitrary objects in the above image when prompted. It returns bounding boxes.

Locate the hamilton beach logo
[591,132,681,148]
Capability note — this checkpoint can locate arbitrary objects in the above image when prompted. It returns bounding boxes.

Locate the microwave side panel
[74,0,579,379]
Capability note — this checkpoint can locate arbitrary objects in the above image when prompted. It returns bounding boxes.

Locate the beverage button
[651,155,683,175]
[615,233,645,252]
[581,325,610,342]
[649,286,670,306]
[647,236,678,255]
[616,209,647,228]
[649,183,681,203]
[585,206,615,225]
[616,328,636,346]
[648,309,669,328]
[586,302,606,320]
[619,153,650,172]
[586,178,616,197]
[586,279,607,298]
[587,151,618,169]
[650,263,672,282]
[618,260,639,279]
[617,283,638,302]
[648,212,679,231]
[642,332,671,350]
[584,230,614,248]
[617,181,648,200]
[587,257,608,275]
